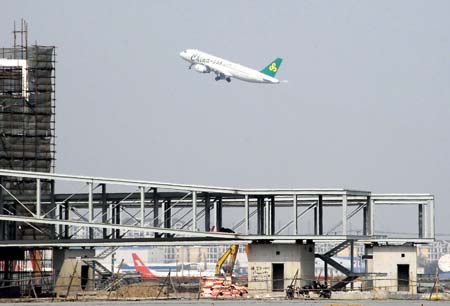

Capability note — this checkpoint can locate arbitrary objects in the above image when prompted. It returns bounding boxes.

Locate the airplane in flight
[179,49,285,84]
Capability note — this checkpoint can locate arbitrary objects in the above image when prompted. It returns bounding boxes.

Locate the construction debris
[200,277,247,298]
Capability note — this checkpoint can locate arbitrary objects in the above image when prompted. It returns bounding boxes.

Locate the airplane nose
[179,51,187,59]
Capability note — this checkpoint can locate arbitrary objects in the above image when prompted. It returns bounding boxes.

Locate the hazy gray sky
[1,1,449,235]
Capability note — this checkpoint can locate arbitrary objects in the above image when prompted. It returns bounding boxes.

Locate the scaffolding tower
[0,20,56,240]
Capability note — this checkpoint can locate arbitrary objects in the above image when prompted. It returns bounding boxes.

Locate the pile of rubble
[200,277,248,298]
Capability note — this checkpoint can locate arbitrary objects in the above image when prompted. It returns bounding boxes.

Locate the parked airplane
[179,49,285,84]
[121,253,216,279]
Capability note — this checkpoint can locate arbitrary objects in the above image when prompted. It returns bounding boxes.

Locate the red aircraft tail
[132,253,157,279]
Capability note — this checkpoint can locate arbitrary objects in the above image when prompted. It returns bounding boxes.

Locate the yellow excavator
[215,244,238,277]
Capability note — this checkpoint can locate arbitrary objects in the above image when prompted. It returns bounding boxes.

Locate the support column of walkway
[257,196,264,235]
[153,188,160,238]
[164,199,172,237]
[102,184,108,239]
[215,196,222,231]
[204,193,210,232]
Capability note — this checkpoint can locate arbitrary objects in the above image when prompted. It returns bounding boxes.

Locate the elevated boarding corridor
[0,169,435,246]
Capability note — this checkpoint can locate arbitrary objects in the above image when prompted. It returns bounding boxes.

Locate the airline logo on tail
[260,58,283,78]
[132,253,158,279]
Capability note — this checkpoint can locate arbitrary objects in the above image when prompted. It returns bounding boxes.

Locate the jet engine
[193,64,210,73]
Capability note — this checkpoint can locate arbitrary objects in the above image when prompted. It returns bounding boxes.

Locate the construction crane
[215,244,238,277]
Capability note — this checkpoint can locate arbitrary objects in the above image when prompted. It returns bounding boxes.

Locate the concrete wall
[366,245,417,294]
[247,242,314,295]
[53,249,95,297]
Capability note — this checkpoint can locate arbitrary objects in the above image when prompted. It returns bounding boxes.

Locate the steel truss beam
[0,169,435,243]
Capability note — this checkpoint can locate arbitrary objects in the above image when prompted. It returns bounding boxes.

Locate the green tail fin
[260,58,283,77]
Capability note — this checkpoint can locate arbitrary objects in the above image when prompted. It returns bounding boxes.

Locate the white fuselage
[180,49,280,84]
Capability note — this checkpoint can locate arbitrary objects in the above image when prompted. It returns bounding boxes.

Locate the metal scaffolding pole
[36,178,41,218]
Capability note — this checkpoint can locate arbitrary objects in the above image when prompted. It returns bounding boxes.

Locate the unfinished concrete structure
[365,245,418,294]
[247,242,315,295]
[53,249,95,297]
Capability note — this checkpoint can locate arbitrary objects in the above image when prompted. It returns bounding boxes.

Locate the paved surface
[1,300,449,306]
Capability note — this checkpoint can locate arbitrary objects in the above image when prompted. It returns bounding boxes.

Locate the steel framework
[0,169,434,247]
